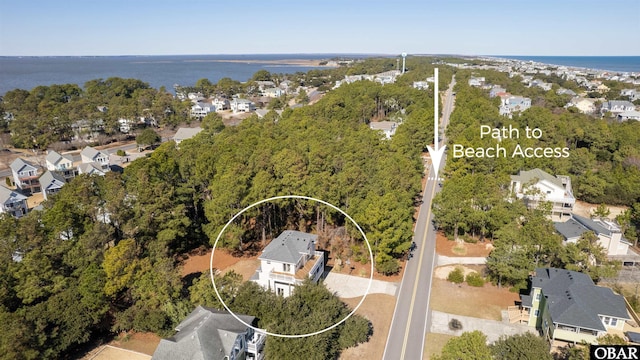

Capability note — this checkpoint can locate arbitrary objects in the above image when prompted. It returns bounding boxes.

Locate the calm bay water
[1,54,638,96]
[0,54,342,96]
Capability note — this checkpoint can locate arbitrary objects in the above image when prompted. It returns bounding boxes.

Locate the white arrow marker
[427,68,446,179]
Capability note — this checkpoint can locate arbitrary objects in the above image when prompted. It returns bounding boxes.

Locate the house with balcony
[212,97,230,111]
[601,100,636,116]
[252,230,325,297]
[510,168,575,219]
[153,306,265,360]
[0,185,28,218]
[40,170,67,201]
[499,95,531,117]
[190,101,216,118]
[515,268,629,346]
[45,150,76,180]
[80,146,110,172]
[554,214,631,257]
[10,158,42,195]
[230,98,256,113]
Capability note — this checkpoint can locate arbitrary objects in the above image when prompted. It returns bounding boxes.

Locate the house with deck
[231,98,256,113]
[153,306,265,360]
[10,158,42,195]
[515,268,629,345]
[45,150,76,180]
[510,168,575,218]
[0,185,28,218]
[252,230,325,297]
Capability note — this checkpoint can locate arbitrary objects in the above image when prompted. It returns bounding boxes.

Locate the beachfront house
[153,306,265,360]
[39,170,67,201]
[0,185,28,218]
[80,146,110,172]
[252,230,325,298]
[10,158,42,195]
[510,168,575,219]
[515,268,629,346]
[45,150,76,180]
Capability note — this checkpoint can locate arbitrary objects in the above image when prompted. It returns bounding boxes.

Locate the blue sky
[1,0,638,56]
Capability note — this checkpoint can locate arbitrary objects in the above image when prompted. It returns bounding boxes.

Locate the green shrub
[466,272,485,287]
[447,267,464,284]
[116,149,126,156]
[376,255,400,275]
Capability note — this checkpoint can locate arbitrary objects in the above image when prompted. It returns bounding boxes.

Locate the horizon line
[1,53,639,58]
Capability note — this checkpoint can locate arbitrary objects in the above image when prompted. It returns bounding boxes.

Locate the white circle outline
[209,195,374,338]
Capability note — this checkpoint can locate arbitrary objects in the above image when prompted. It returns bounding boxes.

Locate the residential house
[118,118,134,133]
[510,168,575,218]
[252,230,325,297]
[0,185,28,218]
[173,127,203,146]
[80,146,110,172]
[489,86,507,98]
[153,306,265,360]
[45,150,76,180]
[554,214,631,257]
[255,109,283,119]
[617,110,640,122]
[516,268,629,345]
[10,158,41,195]
[468,76,485,87]
[596,83,610,93]
[601,100,636,116]
[230,98,256,113]
[620,89,638,101]
[565,97,597,114]
[531,79,552,91]
[190,101,216,118]
[77,162,107,176]
[262,87,284,98]
[412,81,429,90]
[39,170,66,200]
[212,97,230,111]
[71,119,104,141]
[369,121,398,139]
[499,96,532,117]
[255,80,275,91]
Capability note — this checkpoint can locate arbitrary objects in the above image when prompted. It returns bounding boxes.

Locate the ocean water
[496,56,640,73]
[0,54,345,96]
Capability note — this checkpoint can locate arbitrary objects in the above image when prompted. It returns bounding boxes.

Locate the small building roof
[81,146,108,162]
[78,162,105,176]
[153,306,255,360]
[369,121,398,132]
[39,170,66,190]
[10,158,38,173]
[173,127,203,142]
[0,185,27,204]
[511,168,564,189]
[45,150,73,166]
[259,230,317,264]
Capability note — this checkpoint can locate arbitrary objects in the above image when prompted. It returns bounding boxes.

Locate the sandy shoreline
[183,59,336,66]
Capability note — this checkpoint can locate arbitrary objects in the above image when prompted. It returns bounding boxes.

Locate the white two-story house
[231,98,256,113]
[252,230,325,297]
[510,168,575,219]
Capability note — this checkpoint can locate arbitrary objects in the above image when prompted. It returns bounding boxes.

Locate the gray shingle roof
[532,268,629,331]
[9,158,37,173]
[45,150,72,166]
[554,218,588,240]
[153,306,255,360]
[39,170,66,191]
[259,230,317,264]
[0,185,27,204]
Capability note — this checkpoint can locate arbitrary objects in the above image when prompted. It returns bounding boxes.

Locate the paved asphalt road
[383,75,456,360]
